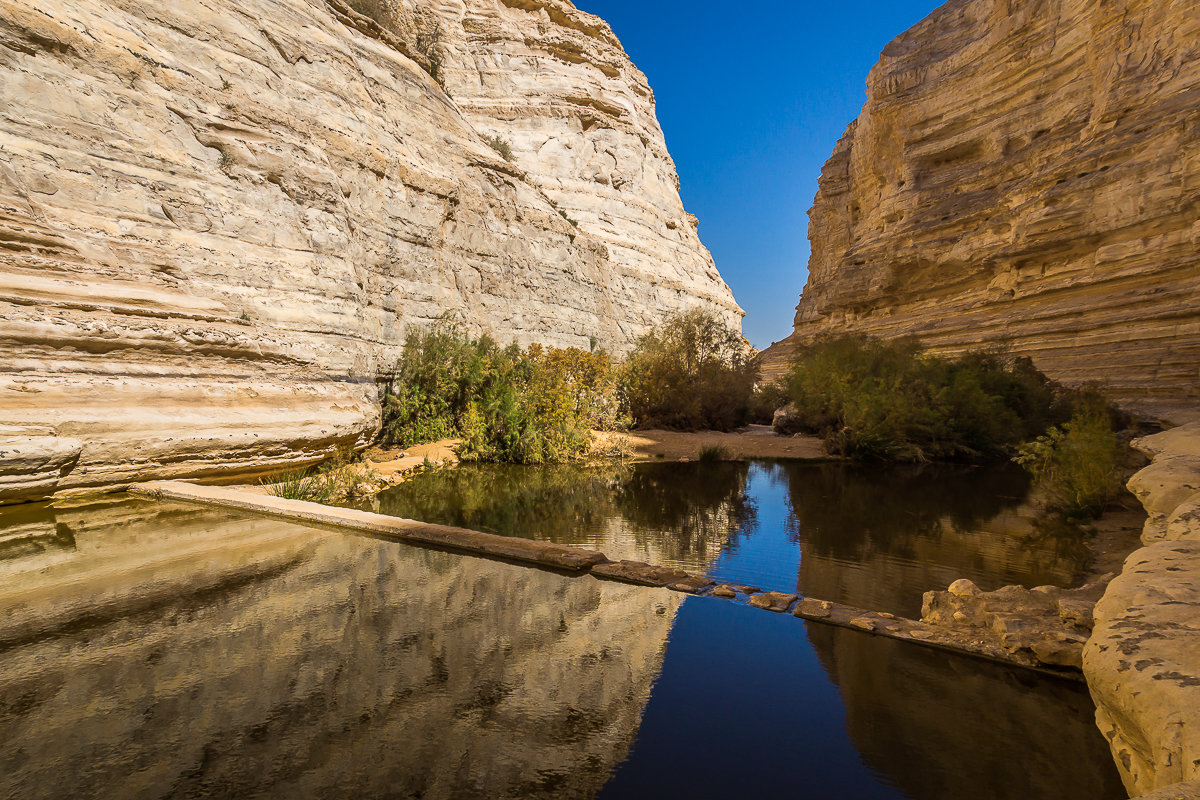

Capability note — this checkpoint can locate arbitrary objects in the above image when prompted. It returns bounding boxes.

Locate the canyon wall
[759,0,1199,415]
[0,0,739,500]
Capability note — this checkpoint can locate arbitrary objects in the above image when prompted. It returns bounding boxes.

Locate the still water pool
[355,460,1092,618]
[0,491,1124,799]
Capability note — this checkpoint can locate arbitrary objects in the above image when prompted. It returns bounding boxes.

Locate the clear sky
[574,0,943,349]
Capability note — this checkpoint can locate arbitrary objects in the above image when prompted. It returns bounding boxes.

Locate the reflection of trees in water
[782,462,1032,561]
[364,461,757,568]
[610,462,756,566]
[367,463,628,538]
[1023,513,1094,573]
[804,623,1126,800]
[778,461,1095,616]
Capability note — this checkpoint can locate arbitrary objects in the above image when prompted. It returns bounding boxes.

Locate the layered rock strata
[0,0,738,500]
[760,0,1200,413]
[1086,423,1200,797]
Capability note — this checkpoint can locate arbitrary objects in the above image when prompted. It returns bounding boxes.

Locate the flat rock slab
[590,560,713,591]
[131,481,608,571]
[748,591,797,612]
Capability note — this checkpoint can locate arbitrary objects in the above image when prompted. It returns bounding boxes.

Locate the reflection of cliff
[806,623,1126,800]
[363,461,756,572]
[783,463,1087,616]
[0,499,681,799]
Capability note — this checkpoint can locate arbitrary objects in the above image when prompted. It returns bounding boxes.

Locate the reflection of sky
[596,598,909,799]
[708,463,802,591]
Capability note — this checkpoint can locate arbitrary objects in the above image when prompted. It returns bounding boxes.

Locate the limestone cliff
[0,0,740,500]
[760,0,1199,413]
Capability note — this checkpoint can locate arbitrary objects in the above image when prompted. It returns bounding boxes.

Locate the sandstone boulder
[0,428,82,504]
[921,576,1109,669]
[1085,541,1200,797]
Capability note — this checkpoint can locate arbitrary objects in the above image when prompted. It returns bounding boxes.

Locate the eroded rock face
[0,0,738,498]
[1087,542,1200,797]
[760,0,1200,412]
[920,576,1110,670]
[1086,423,1200,796]
[0,427,81,504]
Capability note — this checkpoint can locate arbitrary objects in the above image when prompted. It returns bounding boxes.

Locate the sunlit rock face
[1085,423,1200,797]
[759,0,1200,413]
[0,0,738,498]
[0,498,682,799]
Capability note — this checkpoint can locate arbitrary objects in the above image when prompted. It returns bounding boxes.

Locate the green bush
[622,307,755,431]
[698,444,730,462]
[784,335,1110,462]
[380,323,624,465]
[1014,410,1124,518]
[263,450,378,502]
[380,322,492,448]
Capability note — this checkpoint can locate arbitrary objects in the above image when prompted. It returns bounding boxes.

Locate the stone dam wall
[0,0,740,502]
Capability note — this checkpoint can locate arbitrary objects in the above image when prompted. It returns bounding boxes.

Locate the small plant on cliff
[412,8,445,88]
[484,134,516,162]
[621,307,755,432]
[1015,407,1125,519]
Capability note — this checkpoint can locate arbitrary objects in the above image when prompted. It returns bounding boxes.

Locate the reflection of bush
[781,461,1031,560]
[611,462,757,564]
[363,461,757,566]
[368,463,627,537]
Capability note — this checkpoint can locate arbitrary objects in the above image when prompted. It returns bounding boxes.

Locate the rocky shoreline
[1084,422,1200,798]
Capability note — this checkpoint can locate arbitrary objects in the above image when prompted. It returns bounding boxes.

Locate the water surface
[0,496,1124,799]
[356,460,1091,617]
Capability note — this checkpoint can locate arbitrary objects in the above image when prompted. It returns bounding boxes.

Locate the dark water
[0,496,1125,800]
[355,460,1093,617]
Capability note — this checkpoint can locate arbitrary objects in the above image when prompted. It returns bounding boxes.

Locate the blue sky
[574,0,943,349]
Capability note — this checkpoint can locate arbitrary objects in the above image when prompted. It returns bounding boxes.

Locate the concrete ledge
[130,481,608,572]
